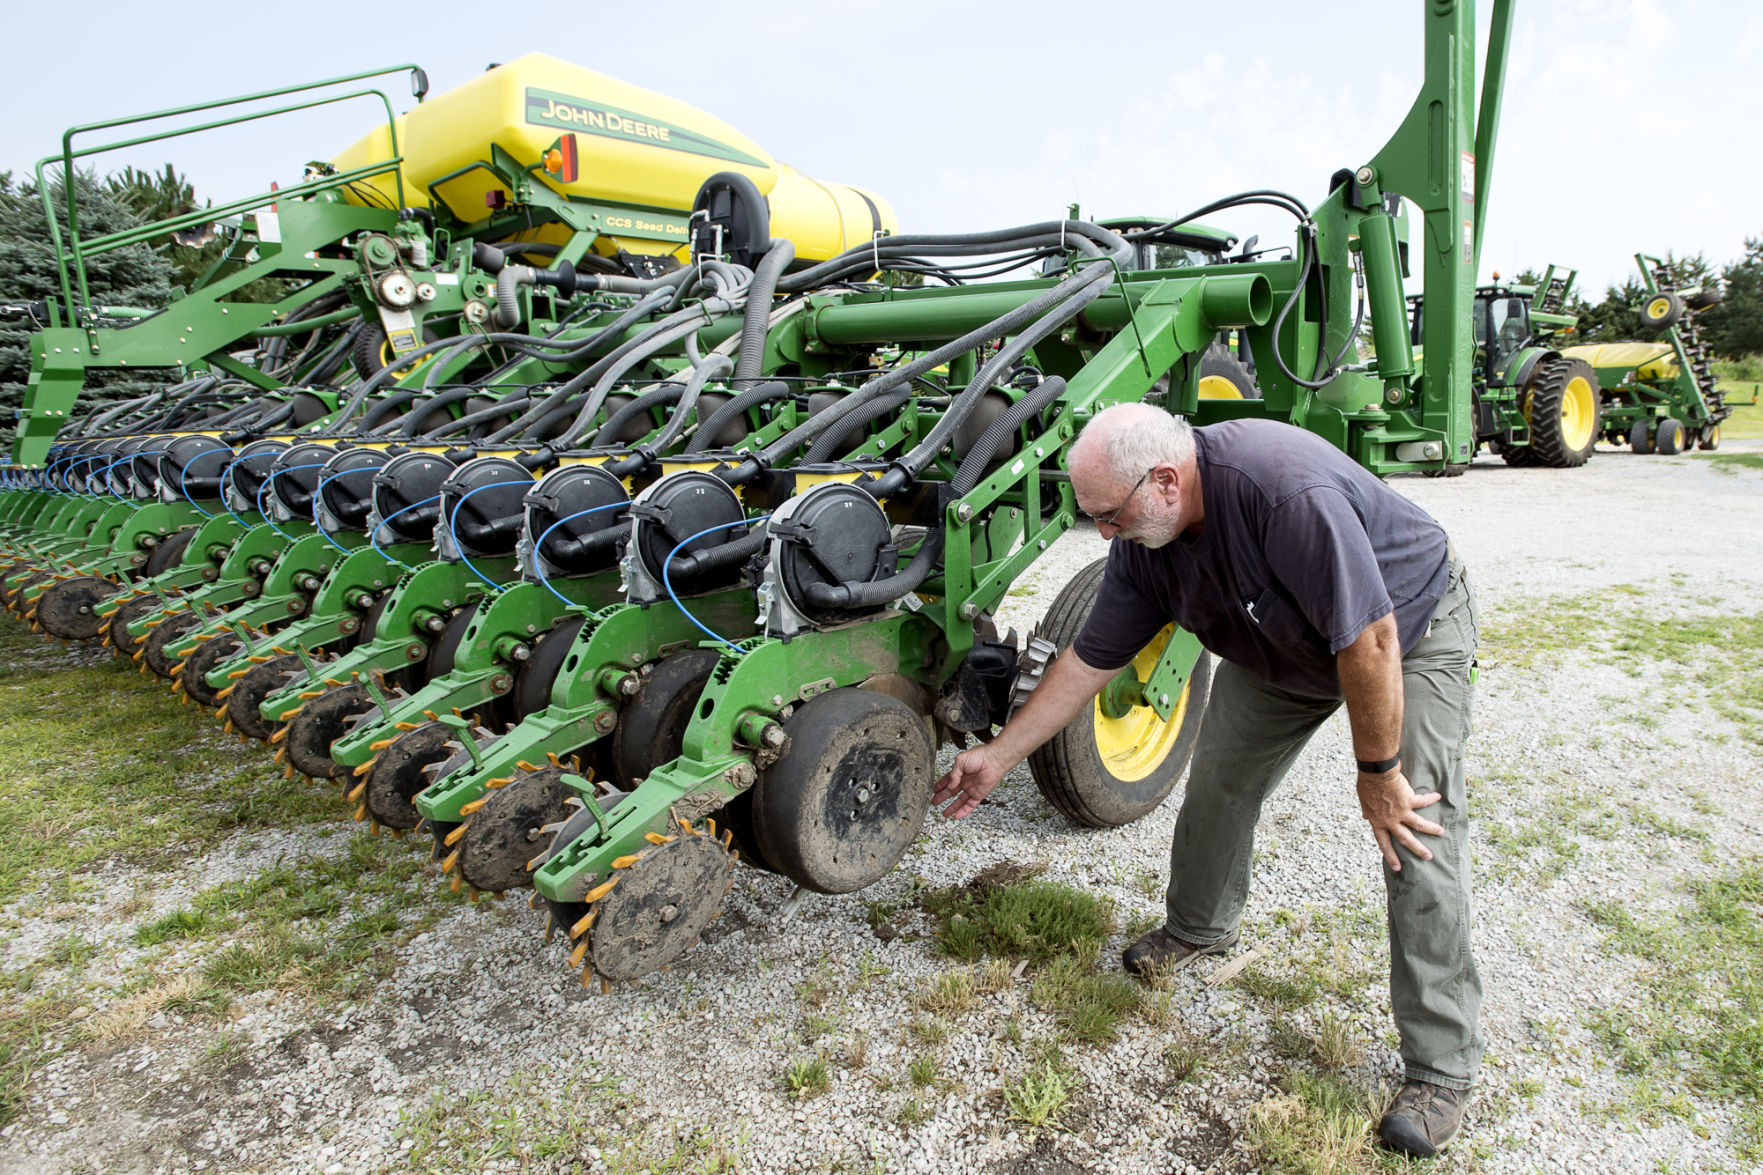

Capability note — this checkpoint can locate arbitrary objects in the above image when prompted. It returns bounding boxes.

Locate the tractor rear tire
[1629,419,1657,455]
[1639,292,1685,331]
[1522,356,1601,468]
[1699,424,1721,451]
[1152,343,1261,404]
[1655,418,1684,456]
[1026,559,1211,828]
[1197,343,1261,400]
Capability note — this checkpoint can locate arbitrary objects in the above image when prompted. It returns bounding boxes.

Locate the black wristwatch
[1356,754,1401,774]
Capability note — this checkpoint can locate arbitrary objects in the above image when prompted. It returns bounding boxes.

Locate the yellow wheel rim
[380,339,430,381]
[1560,375,1596,451]
[1643,296,1669,322]
[1092,625,1192,782]
[1198,374,1245,400]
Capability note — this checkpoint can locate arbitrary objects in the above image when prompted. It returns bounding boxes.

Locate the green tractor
[1563,253,1729,455]
[1411,264,1602,469]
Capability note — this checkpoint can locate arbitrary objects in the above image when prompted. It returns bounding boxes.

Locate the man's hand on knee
[1356,767,1443,871]
[933,746,1009,819]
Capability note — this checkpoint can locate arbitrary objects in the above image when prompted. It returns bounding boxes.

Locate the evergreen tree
[1700,235,1763,359]
[0,169,177,450]
[104,164,287,303]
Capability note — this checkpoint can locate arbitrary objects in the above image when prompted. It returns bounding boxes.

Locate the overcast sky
[6,0,1757,298]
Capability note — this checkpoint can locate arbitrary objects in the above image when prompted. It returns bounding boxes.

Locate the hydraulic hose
[663,519,769,579]
[750,266,1101,473]
[544,301,740,452]
[591,383,688,448]
[597,354,734,454]
[871,260,1112,496]
[494,266,525,329]
[484,286,681,441]
[388,383,483,437]
[357,390,421,433]
[800,375,1069,609]
[776,220,1131,293]
[734,239,794,384]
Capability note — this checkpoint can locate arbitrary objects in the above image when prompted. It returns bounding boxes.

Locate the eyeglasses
[1093,467,1153,530]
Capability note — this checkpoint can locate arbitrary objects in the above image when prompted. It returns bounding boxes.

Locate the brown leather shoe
[1121,925,1237,977]
[1377,1079,1468,1157]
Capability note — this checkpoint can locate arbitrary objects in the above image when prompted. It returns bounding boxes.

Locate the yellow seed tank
[330,54,895,263]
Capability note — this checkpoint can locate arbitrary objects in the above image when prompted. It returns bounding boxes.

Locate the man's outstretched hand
[1356,767,1442,871]
[932,745,1011,819]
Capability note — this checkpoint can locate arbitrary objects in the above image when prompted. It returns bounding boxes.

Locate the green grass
[0,624,336,906]
[928,878,1114,967]
[1581,859,1763,1158]
[132,833,461,1005]
[0,623,371,1126]
[1480,591,1763,749]
[1712,357,1763,442]
[0,983,74,1128]
[394,1069,744,1174]
[924,876,1147,1045]
[1701,452,1763,475]
[1713,355,1763,383]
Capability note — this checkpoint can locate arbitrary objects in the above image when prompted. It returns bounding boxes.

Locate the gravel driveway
[2,442,1760,1174]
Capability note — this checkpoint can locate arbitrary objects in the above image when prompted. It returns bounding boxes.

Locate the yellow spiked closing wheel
[567,819,736,985]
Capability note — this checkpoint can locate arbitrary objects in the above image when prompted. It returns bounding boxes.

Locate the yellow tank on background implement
[330,54,895,263]
[1562,342,1678,381]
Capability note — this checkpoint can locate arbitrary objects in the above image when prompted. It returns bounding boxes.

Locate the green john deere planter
[3,0,1513,993]
[1565,253,1733,455]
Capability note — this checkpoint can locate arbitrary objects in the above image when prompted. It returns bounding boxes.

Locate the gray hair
[1079,404,1195,482]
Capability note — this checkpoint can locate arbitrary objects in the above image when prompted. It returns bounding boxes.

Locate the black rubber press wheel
[752,687,934,895]
[610,648,721,792]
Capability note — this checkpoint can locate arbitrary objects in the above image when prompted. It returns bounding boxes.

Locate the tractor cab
[1473,286,1535,386]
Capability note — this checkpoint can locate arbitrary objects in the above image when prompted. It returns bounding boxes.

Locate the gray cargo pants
[1163,558,1482,1090]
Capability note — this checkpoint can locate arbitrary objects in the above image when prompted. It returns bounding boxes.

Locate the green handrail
[37,63,425,319]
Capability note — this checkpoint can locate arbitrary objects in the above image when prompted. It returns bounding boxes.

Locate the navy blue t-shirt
[1072,419,1450,699]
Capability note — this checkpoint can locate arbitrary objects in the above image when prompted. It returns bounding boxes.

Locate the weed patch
[1701,452,1763,475]
[1003,1048,1078,1132]
[928,878,1113,967]
[1581,859,1763,1158]
[925,874,1139,1045]
[1246,1070,1390,1174]
[396,1069,744,1173]
[1481,594,1763,756]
